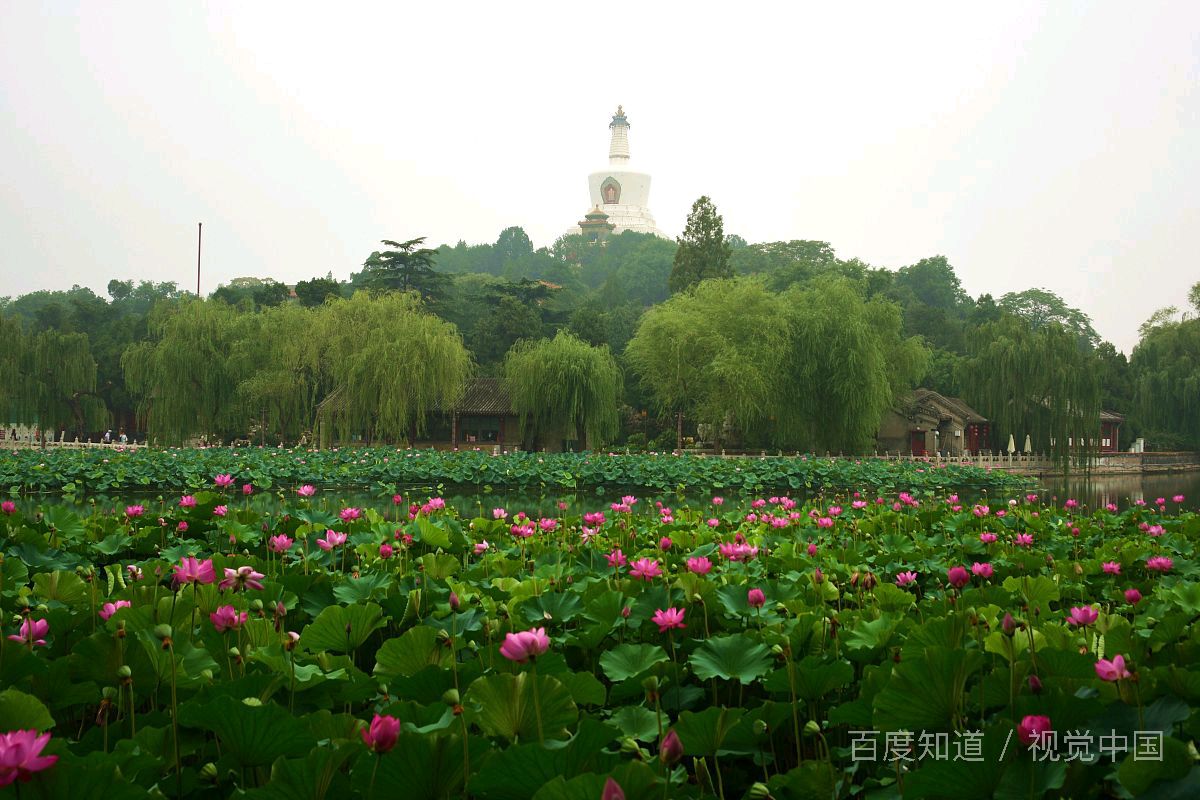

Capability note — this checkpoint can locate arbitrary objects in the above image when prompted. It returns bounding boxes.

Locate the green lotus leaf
[689,635,772,684]
[299,602,387,653]
[465,671,578,742]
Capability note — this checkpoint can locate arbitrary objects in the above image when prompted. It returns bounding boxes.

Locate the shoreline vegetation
[0,448,1032,497]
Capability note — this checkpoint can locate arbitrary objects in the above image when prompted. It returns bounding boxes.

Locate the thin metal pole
[196,222,203,296]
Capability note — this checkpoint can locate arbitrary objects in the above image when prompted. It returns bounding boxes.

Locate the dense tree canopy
[503,331,621,450]
[5,229,1193,455]
[668,196,732,293]
[961,315,1101,464]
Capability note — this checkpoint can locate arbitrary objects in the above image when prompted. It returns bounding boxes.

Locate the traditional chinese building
[877,389,990,456]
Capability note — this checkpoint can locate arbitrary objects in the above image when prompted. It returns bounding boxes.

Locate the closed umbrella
[1006,434,1016,455]
[1023,434,1032,454]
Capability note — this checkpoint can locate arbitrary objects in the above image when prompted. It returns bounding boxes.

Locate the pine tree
[668,196,732,293]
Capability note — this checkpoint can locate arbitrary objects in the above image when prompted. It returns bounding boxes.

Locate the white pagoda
[567,106,667,239]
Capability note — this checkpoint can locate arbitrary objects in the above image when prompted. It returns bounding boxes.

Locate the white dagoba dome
[566,106,668,239]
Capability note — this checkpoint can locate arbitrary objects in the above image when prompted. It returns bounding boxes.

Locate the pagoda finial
[608,105,630,162]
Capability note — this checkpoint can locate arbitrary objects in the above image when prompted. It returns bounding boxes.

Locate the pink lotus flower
[606,550,627,569]
[339,507,362,523]
[629,558,662,581]
[173,557,216,586]
[539,518,557,533]
[711,496,724,505]
[0,501,15,514]
[242,484,253,496]
[979,532,998,544]
[687,557,713,575]
[1064,499,1078,509]
[658,537,673,551]
[706,517,720,527]
[296,485,316,497]
[379,543,393,559]
[179,495,197,508]
[219,566,265,592]
[392,494,404,505]
[1102,561,1121,575]
[499,627,550,663]
[1095,654,1132,682]
[317,530,347,551]
[0,730,59,785]
[652,607,686,633]
[971,562,994,579]
[492,508,508,519]
[1017,715,1053,747]
[177,521,189,532]
[212,505,228,517]
[361,713,401,753]
[474,540,490,555]
[268,534,294,553]
[895,571,918,587]
[816,517,834,529]
[1105,503,1118,512]
[1147,524,1165,537]
[602,777,625,800]
[747,588,766,608]
[126,564,143,581]
[125,505,145,518]
[99,600,131,621]
[210,605,247,633]
[946,566,970,589]
[1125,588,1142,604]
[8,618,49,647]
[1013,533,1034,547]
[1146,556,1173,573]
[719,542,759,562]
[583,511,606,526]
[1066,606,1099,626]
[807,542,818,556]
[214,474,234,488]
[1173,494,1185,503]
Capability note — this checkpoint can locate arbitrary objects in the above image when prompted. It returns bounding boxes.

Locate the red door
[910,430,926,456]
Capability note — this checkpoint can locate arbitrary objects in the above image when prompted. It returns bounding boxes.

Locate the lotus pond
[0,478,1197,799]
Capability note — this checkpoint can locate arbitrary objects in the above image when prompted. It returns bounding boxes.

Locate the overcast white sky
[2,2,1197,354]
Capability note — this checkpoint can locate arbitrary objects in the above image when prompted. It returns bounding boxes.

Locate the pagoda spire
[608,105,630,164]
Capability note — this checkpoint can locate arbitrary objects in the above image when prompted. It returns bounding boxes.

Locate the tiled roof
[1100,409,1125,422]
[909,388,987,423]
[457,377,514,416]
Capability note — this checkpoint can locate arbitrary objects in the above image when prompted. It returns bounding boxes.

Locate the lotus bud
[691,593,702,603]
[659,729,684,765]
[619,736,645,759]
[771,644,785,657]
[602,777,626,800]
[449,592,461,611]
[228,647,241,659]
[200,669,214,681]
[748,783,774,800]
[241,697,263,707]
[1001,613,1017,637]
[1028,674,1043,694]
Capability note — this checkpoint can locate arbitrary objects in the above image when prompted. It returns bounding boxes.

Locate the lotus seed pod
[102,686,118,701]
[242,697,263,707]
[641,675,659,692]
[200,763,218,781]
[153,623,173,640]
[803,720,820,736]
[117,665,132,679]
[748,783,774,800]
[442,689,460,706]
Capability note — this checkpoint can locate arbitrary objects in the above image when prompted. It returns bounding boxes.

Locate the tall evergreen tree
[360,238,448,301]
[668,196,732,294]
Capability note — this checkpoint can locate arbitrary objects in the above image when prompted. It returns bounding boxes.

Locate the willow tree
[961,314,1100,466]
[779,279,929,452]
[229,303,326,443]
[122,298,256,444]
[1131,309,1200,449]
[318,291,471,444]
[502,331,621,450]
[625,277,790,448]
[6,324,108,437]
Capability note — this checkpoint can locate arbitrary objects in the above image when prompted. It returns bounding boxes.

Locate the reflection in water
[1037,471,1200,510]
